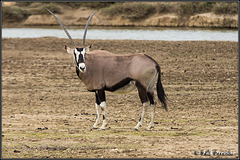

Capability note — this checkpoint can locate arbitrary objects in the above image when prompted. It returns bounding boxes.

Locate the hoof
[132,128,138,131]
[90,127,98,131]
[98,128,105,131]
[146,126,154,131]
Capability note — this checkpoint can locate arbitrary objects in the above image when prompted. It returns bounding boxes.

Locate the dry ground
[2,37,238,158]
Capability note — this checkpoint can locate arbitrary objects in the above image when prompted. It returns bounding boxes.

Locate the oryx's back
[83,50,159,92]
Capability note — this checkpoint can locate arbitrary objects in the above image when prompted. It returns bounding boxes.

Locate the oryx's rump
[76,50,159,93]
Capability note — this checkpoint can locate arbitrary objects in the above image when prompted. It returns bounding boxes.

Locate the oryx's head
[46,8,96,73]
[65,45,91,73]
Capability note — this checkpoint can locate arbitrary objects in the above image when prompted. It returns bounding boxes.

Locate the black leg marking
[136,82,148,104]
[147,92,155,105]
[103,115,105,120]
[139,117,141,122]
[96,89,106,102]
[95,92,100,105]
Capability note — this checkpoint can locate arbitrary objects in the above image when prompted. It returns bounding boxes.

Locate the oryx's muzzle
[79,63,86,73]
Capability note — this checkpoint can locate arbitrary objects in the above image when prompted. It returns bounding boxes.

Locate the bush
[102,2,155,20]
[28,3,62,15]
[59,2,115,9]
[81,2,115,9]
[41,3,62,14]
[155,3,176,14]
[16,2,33,7]
[2,5,29,22]
[177,2,197,15]
[177,2,215,15]
[213,2,238,15]
[196,2,214,13]
[58,2,82,9]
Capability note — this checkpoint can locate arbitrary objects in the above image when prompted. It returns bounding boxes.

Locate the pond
[2,27,238,41]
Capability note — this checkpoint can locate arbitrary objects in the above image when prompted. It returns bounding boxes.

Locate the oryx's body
[76,50,157,93]
[47,9,167,131]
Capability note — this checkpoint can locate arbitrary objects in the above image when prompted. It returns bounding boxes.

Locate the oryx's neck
[76,67,83,80]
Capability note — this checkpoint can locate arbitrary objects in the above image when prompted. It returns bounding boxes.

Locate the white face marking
[74,48,80,63]
[81,48,86,61]
[79,63,86,72]
[74,48,86,73]
[74,48,86,62]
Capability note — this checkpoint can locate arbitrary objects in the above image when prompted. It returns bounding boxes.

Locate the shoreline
[2,23,239,30]
[2,37,238,43]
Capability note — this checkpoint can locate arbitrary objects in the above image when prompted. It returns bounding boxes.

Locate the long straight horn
[46,8,77,48]
[82,11,97,48]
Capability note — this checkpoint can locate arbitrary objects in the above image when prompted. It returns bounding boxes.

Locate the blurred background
[2,2,238,41]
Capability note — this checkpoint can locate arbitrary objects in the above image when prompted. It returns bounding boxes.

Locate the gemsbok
[47,9,167,130]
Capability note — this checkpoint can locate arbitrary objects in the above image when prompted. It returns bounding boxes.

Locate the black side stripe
[104,78,133,92]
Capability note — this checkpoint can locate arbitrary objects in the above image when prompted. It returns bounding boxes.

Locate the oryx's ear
[65,45,74,54]
[85,44,92,53]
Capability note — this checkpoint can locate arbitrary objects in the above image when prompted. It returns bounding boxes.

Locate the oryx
[47,9,167,130]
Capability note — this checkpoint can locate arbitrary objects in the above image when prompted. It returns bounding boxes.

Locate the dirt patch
[2,37,238,158]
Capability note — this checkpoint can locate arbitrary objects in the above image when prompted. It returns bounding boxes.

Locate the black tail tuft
[156,66,167,111]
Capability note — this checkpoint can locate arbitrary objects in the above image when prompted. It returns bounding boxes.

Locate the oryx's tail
[156,65,167,111]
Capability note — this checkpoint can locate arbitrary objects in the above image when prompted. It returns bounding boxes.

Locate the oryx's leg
[96,89,108,130]
[133,82,148,130]
[147,92,155,130]
[99,101,107,130]
[92,92,101,129]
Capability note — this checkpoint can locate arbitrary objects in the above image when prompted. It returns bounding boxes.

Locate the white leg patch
[99,101,107,130]
[133,102,148,130]
[147,104,155,130]
[100,101,106,110]
[92,103,101,129]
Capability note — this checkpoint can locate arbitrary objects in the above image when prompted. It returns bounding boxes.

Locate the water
[2,27,238,41]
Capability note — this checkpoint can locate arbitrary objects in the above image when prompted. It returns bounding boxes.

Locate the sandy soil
[2,37,238,158]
